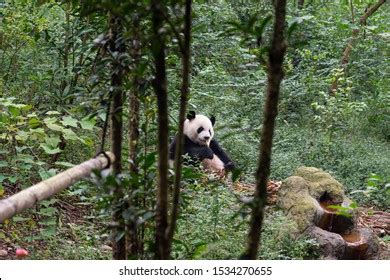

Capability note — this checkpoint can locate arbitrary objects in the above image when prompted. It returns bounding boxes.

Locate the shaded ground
[0,192,110,260]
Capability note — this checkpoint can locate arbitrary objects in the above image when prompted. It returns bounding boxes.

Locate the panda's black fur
[168,111,235,172]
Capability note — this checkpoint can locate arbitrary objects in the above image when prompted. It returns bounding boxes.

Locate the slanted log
[0,152,115,223]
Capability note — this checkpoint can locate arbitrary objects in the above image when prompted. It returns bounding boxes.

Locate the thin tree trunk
[109,14,126,260]
[298,0,304,9]
[167,0,192,257]
[330,0,386,94]
[243,0,287,260]
[151,0,170,260]
[126,15,142,258]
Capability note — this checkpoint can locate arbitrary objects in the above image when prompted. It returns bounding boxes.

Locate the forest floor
[0,180,389,259]
[0,187,111,260]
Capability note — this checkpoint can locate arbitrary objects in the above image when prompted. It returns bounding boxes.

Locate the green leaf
[61,116,78,128]
[7,176,17,184]
[13,216,30,222]
[191,242,208,259]
[0,175,5,183]
[40,144,62,155]
[16,130,29,141]
[44,136,61,147]
[46,123,63,132]
[28,117,41,128]
[46,111,61,115]
[30,128,45,135]
[40,227,56,237]
[79,117,95,130]
[288,21,298,38]
[38,168,57,180]
[39,207,56,216]
[78,136,94,146]
[62,128,78,141]
[254,15,272,38]
[0,161,8,168]
[16,154,35,164]
[8,106,21,117]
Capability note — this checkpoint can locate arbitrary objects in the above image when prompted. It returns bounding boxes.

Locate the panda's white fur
[184,114,224,172]
[183,114,214,146]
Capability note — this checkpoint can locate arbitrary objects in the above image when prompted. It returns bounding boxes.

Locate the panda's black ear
[187,111,196,120]
[210,116,216,126]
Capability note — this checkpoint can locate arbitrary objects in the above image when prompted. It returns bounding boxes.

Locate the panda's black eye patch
[197,127,204,134]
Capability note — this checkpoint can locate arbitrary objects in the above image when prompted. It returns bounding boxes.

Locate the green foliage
[0,0,388,260]
[0,97,96,188]
[328,201,358,218]
[310,71,368,139]
[351,173,390,210]
[174,182,319,260]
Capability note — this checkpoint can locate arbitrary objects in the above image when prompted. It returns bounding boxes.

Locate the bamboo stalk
[0,152,115,223]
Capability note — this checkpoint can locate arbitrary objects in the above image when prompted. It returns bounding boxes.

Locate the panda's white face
[184,114,214,146]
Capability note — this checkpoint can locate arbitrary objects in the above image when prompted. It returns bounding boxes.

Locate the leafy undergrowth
[173,181,320,260]
[1,175,389,259]
[1,176,319,260]
[0,183,111,260]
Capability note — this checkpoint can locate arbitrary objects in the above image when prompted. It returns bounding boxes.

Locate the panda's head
[184,111,215,146]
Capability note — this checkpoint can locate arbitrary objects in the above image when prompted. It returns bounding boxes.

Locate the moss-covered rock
[277,167,349,232]
[277,167,379,259]
[294,167,344,203]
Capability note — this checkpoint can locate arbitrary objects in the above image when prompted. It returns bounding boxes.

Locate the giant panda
[169,111,235,173]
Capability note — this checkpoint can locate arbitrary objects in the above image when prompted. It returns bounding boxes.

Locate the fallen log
[0,152,115,223]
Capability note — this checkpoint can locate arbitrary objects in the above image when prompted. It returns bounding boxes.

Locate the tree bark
[330,0,386,94]
[167,0,192,258]
[243,0,287,260]
[109,14,126,260]
[151,0,170,260]
[126,15,142,259]
[298,0,304,9]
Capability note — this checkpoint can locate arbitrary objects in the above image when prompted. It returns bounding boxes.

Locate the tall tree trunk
[167,0,192,257]
[151,0,170,260]
[126,15,142,259]
[243,0,287,260]
[109,14,126,260]
[330,0,386,94]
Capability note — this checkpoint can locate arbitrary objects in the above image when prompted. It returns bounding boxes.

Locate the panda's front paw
[225,161,235,170]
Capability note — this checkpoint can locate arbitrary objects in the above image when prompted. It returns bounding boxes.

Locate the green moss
[295,167,345,202]
[278,167,350,232]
